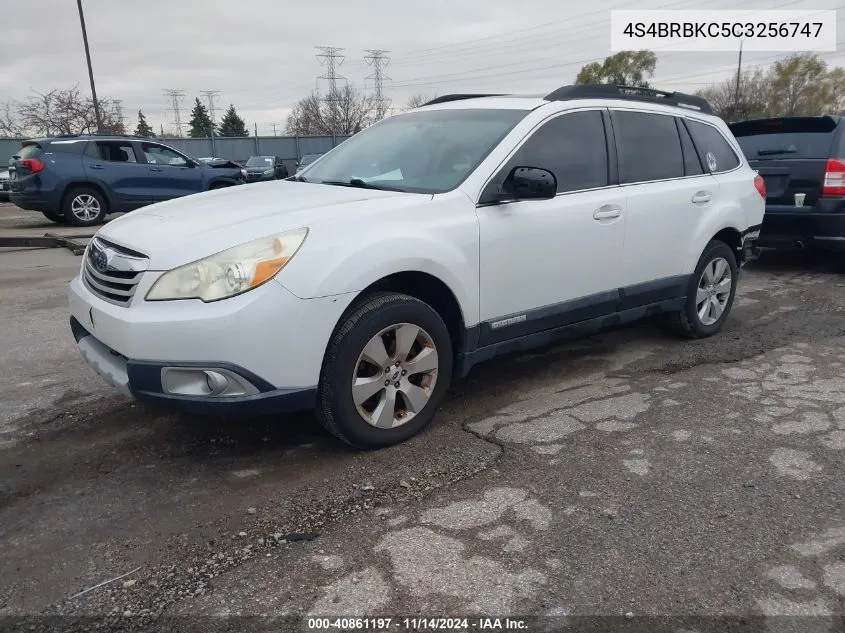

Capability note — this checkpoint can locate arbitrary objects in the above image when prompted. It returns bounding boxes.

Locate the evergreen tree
[134,110,155,138]
[187,97,215,138]
[218,104,248,137]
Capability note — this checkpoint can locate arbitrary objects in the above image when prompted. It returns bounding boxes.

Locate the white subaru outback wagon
[69,84,765,449]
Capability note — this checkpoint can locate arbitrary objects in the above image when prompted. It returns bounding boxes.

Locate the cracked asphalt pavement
[1,204,845,632]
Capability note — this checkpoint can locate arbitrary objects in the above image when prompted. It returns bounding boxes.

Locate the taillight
[754,174,766,198]
[822,158,845,196]
[19,158,45,173]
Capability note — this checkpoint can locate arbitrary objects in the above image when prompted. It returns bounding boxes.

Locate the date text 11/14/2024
[306,617,529,630]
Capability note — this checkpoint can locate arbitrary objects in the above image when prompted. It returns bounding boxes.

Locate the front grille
[82,238,148,306]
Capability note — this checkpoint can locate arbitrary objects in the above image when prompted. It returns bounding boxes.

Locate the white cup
[795,193,806,207]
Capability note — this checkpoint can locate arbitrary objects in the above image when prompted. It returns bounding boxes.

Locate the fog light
[204,370,229,395]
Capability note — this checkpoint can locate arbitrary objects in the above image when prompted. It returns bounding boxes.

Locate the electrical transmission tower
[200,90,221,153]
[315,46,346,104]
[364,49,391,118]
[163,89,185,137]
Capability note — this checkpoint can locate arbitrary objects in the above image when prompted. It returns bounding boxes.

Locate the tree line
[2,51,841,141]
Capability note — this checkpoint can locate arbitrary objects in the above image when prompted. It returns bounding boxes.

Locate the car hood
[95,180,422,270]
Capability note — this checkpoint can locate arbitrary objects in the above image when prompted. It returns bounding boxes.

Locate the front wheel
[316,292,453,449]
[664,240,738,338]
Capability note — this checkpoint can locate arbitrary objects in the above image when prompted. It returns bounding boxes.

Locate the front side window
[298,108,528,194]
[141,143,188,166]
[496,109,609,194]
[614,111,685,183]
[686,119,740,173]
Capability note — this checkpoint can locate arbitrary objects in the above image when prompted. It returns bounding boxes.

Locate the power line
[200,90,220,154]
[316,46,346,101]
[162,89,185,137]
[364,49,391,117]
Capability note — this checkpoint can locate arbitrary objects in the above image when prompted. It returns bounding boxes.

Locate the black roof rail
[544,84,713,114]
[422,93,507,106]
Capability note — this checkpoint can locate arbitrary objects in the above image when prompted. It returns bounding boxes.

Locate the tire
[664,240,738,338]
[42,210,67,224]
[63,187,107,227]
[316,292,453,449]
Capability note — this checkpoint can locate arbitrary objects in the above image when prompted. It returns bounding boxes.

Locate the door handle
[593,205,622,220]
[89,164,104,170]
[150,167,163,172]
[691,191,712,204]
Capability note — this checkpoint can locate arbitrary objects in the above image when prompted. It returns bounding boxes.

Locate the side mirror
[502,166,557,200]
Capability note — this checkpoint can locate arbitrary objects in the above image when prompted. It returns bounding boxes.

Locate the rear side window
[730,117,838,159]
[686,119,740,173]
[507,110,609,193]
[677,119,704,176]
[613,111,684,183]
[88,141,139,163]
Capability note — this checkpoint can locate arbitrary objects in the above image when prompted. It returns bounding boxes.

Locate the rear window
[15,143,42,159]
[686,119,741,173]
[730,117,839,159]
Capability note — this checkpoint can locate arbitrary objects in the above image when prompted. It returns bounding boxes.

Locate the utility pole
[316,46,346,107]
[200,90,220,155]
[76,0,102,133]
[163,89,185,137]
[733,39,744,123]
[364,49,391,119]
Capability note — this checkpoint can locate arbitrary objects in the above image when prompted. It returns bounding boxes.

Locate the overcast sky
[0,0,842,136]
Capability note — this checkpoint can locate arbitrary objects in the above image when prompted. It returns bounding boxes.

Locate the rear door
[729,117,841,210]
[82,140,152,211]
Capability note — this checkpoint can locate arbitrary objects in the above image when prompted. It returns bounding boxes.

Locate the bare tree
[0,100,24,137]
[404,93,437,110]
[286,86,378,136]
[15,85,124,136]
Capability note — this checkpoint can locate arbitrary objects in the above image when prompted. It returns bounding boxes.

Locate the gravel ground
[1,203,844,633]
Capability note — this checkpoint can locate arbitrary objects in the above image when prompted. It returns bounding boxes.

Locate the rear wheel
[664,240,738,338]
[316,292,453,449]
[63,187,107,227]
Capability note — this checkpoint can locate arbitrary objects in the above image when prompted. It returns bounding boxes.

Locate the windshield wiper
[757,148,797,156]
[287,175,309,182]
[318,178,404,192]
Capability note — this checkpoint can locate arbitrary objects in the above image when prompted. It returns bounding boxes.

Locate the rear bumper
[759,208,845,252]
[9,191,55,213]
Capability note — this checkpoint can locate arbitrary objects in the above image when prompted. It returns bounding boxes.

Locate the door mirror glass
[503,166,557,200]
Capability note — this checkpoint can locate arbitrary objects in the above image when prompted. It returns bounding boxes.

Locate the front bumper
[68,273,356,416]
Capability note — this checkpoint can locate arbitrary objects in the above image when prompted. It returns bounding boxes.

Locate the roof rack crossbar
[422,94,507,106]
[543,84,713,115]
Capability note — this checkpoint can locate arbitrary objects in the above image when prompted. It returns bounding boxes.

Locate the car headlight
[263,168,274,176]
[145,228,308,302]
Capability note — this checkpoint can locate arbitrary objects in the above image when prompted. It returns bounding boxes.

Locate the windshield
[300,154,321,165]
[298,108,528,194]
[246,156,273,166]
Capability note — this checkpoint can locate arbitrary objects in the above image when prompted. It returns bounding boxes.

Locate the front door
[475,108,627,346]
[140,142,203,202]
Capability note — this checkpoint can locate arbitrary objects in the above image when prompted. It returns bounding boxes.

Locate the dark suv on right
[729,115,845,266]
[8,135,244,227]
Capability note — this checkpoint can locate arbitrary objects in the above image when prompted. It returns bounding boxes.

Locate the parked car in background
[0,169,9,201]
[729,115,845,267]
[8,135,245,227]
[68,84,764,450]
[295,153,323,173]
[242,155,288,182]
